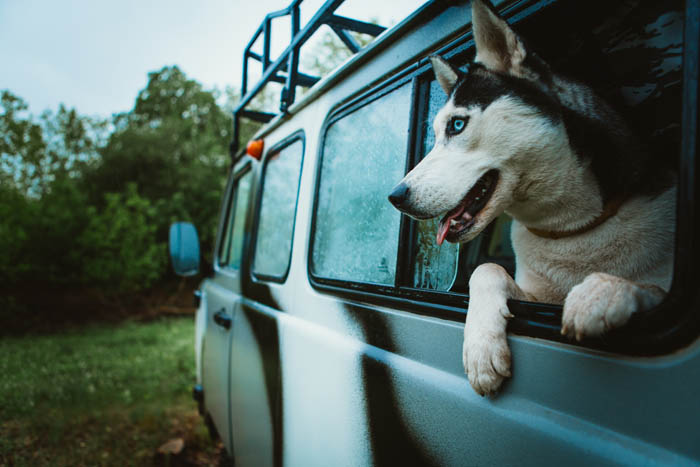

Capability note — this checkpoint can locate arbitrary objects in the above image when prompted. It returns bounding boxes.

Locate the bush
[78,183,166,293]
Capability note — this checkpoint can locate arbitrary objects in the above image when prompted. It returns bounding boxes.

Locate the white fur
[401,96,578,242]
[393,0,675,396]
[472,0,527,76]
[460,184,675,396]
[431,56,459,94]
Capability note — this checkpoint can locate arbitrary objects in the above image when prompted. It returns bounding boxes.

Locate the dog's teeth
[475,197,480,201]
[481,188,487,193]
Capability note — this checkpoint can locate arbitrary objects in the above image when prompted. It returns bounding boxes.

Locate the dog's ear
[472,0,527,76]
[430,55,461,95]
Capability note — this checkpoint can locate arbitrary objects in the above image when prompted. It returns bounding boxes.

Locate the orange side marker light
[246,139,264,160]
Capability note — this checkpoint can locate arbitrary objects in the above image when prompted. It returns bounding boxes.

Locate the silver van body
[191,0,700,465]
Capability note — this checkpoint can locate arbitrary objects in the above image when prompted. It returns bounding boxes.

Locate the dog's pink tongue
[436,220,450,246]
[436,211,472,246]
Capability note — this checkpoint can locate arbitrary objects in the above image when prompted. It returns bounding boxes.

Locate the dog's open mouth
[436,170,499,245]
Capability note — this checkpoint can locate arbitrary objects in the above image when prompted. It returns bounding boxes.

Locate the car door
[200,283,234,449]
[229,133,305,467]
[201,163,254,453]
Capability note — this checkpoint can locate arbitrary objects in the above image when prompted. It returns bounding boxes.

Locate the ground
[0,317,227,466]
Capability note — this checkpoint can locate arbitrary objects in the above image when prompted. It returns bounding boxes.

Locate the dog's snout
[388,183,410,209]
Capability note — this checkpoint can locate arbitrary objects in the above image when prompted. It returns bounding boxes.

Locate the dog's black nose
[388,183,410,208]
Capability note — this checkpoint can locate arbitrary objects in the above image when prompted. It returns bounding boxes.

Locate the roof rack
[230,0,387,160]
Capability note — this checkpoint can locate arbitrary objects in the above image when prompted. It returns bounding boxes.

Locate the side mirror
[169,222,200,276]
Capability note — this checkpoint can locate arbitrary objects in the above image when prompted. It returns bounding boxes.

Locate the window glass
[219,192,235,266]
[252,139,304,279]
[226,171,253,269]
[219,170,251,268]
[411,80,459,290]
[312,83,411,285]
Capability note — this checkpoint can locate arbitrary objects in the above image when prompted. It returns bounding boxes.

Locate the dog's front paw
[562,272,663,341]
[463,329,511,396]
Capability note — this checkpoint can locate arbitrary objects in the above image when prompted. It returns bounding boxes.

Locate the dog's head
[389,0,568,245]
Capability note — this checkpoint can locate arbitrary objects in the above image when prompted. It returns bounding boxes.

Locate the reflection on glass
[253,140,303,278]
[219,195,235,266]
[227,171,252,269]
[312,84,411,285]
[411,80,459,290]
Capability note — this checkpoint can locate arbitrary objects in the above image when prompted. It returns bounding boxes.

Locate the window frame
[307,0,700,356]
[250,130,306,284]
[309,75,415,288]
[307,2,568,321]
[216,161,253,271]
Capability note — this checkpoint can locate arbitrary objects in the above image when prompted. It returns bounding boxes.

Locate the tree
[0,91,48,196]
[0,91,104,285]
[78,183,165,292]
[85,66,232,266]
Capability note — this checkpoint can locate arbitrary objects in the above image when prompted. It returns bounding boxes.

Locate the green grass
[0,317,221,466]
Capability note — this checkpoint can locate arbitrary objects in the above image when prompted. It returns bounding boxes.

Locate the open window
[309,0,699,353]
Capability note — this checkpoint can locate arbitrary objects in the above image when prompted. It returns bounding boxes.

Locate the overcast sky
[0,0,424,118]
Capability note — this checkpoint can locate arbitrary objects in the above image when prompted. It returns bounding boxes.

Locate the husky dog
[388,0,676,395]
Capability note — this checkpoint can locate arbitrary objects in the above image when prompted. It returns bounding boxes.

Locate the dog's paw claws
[463,332,511,396]
[562,272,646,341]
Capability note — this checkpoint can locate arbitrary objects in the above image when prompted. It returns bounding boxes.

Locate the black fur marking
[452,63,674,201]
[561,106,675,202]
[522,48,554,86]
[452,64,560,124]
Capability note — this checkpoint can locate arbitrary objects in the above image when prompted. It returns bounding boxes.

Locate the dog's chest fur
[510,187,676,304]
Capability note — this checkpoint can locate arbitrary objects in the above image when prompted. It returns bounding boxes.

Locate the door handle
[213,308,232,330]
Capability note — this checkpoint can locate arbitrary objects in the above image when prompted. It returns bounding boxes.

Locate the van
[169,0,700,464]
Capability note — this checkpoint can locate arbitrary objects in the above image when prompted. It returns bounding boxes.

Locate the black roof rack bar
[328,15,387,53]
[231,0,387,160]
[240,110,277,123]
[326,14,386,36]
[246,54,320,88]
[330,25,360,53]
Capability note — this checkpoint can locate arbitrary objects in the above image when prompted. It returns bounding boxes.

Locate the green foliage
[86,66,231,261]
[78,184,165,292]
[1,91,105,197]
[0,91,48,195]
[1,33,368,303]
[0,92,98,285]
[0,67,240,297]
[0,183,32,283]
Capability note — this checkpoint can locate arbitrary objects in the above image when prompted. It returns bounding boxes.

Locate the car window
[252,137,304,280]
[309,0,682,312]
[410,80,459,290]
[218,168,252,269]
[312,83,412,285]
[226,171,253,270]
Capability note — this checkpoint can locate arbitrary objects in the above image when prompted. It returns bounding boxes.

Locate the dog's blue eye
[448,117,467,135]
